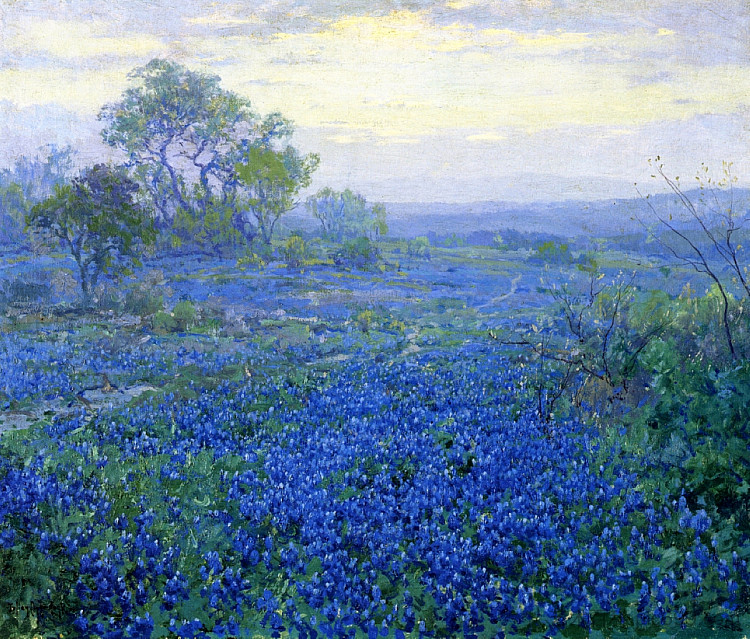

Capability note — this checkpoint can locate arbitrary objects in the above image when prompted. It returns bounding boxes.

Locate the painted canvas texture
[0,2,749,637]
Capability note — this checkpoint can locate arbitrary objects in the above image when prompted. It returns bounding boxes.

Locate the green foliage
[151,300,203,333]
[283,234,309,268]
[306,188,387,241]
[355,309,376,333]
[236,249,271,270]
[172,200,246,256]
[638,160,750,359]
[635,343,750,530]
[99,59,317,252]
[407,236,431,259]
[123,271,168,318]
[531,240,574,264]
[508,267,672,422]
[172,300,197,332]
[26,164,155,304]
[442,233,465,248]
[331,237,381,270]
[152,309,177,333]
[492,233,506,250]
[513,254,750,537]
[0,146,75,247]
[99,59,256,225]
[235,146,319,246]
[0,184,30,246]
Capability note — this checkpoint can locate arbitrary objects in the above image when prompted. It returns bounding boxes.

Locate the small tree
[499,263,671,421]
[306,188,387,241]
[0,145,75,247]
[637,159,750,359]
[235,146,319,245]
[407,236,431,260]
[27,164,155,304]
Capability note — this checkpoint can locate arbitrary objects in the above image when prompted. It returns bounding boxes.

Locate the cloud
[1,0,748,201]
[184,12,262,27]
[6,18,164,61]
[203,11,750,139]
[0,67,131,111]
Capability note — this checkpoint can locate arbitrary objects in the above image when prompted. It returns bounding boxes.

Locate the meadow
[1,234,748,639]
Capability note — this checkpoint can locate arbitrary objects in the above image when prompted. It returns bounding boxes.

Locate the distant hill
[286,189,750,240]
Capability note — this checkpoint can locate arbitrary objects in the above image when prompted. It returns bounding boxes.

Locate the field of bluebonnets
[1,60,749,639]
[1,233,749,639]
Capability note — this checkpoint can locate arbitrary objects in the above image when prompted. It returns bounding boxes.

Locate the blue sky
[1,0,748,202]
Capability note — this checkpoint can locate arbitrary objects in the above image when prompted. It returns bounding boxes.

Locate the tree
[0,145,75,245]
[27,164,155,304]
[234,145,319,245]
[306,188,387,241]
[636,159,750,359]
[498,262,671,421]
[99,59,314,252]
[99,59,245,224]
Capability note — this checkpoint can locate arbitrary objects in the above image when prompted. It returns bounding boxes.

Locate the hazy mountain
[286,189,750,240]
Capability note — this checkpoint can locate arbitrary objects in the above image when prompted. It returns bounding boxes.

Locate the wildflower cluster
[0,346,747,637]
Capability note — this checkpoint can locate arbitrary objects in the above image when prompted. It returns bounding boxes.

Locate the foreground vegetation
[0,225,749,638]
[0,57,749,639]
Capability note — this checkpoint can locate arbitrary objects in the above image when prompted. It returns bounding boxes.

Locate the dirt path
[0,384,157,434]
[478,274,522,309]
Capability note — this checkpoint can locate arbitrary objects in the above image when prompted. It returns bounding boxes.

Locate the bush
[123,270,170,318]
[152,310,177,333]
[331,237,380,269]
[283,234,308,268]
[0,268,77,310]
[172,300,197,332]
[124,287,164,318]
[0,277,53,309]
[407,236,431,259]
[528,240,573,264]
[236,252,267,270]
[94,284,124,314]
[355,309,376,333]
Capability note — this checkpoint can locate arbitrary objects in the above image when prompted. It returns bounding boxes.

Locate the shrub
[152,310,177,332]
[236,252,268,270]
[331,237,380,269]
[94,284,124,314]
[0,268,77,310]
[529,240,573,264]
[283,234,308,268]
[124,287,164,318]
[407,236,431,259]
[0,276,53,309]
[124,270,170,319]
[172,300,197,332]
[355,309,376,333]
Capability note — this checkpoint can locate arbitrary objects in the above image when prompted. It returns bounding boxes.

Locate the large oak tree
[99,59,317,248]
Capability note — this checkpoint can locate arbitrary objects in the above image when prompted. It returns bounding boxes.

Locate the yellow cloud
[213,13,750,138]
[0,67,130,111]
[4,9,748,143]
[9,19,163,60]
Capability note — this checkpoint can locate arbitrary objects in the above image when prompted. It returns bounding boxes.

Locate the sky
[0,0,749,203]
